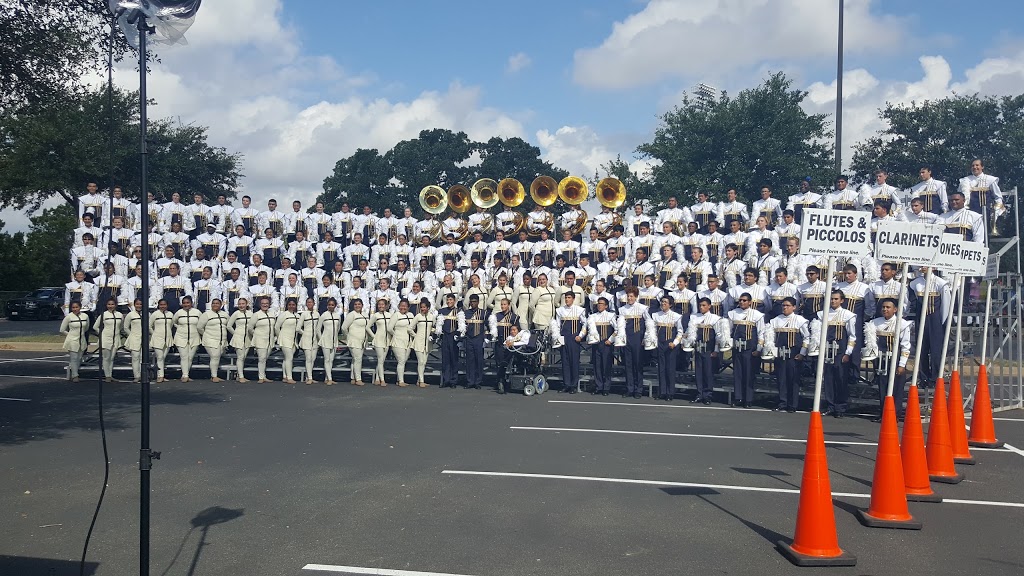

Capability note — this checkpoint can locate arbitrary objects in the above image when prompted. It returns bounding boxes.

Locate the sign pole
[952,272,967,375]
[812,257,836,413]
[885,262,910,397]
[909,268,933,389]
[980,279,994,364]
[936,274,961,382]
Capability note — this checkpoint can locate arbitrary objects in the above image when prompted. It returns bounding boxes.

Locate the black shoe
[871,416,882,423]
[743,402,752,409]
[633,392,642,399]
[591,389,599,395]
[835,412,844,419]
[602,391,609,396]
[702,398,711,405]
[786,408,796,413]
[496,386,505,395]
[473,384,481,389]
[569,388,577,394]
[690,397,702,404]
[773,406,787,412]
[822,408,835,416]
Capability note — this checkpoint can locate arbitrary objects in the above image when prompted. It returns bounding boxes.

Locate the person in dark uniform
[686,297,728,404]
[489,298,521,394]
[463,294,488,389]
[649,295,684,401]
[769,297,809,412]
[728,293,766,408]
[552,291,587,393]
[434,294,466,389]
[909,268,950,388]
[865,298,913,421]
[810,290,858,418]
[586,296,617,396]
[615,286,651,399]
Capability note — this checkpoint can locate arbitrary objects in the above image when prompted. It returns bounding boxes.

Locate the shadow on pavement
[0,381,222,445]
[160,506,245,576]
[0,555,99,575]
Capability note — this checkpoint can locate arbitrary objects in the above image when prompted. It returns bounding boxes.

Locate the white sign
[932,234,988,275]
[985,257,1000,280]
[873,220,943,265]
[799,209,872,258]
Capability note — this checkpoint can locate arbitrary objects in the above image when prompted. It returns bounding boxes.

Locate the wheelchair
[505,331,551,396]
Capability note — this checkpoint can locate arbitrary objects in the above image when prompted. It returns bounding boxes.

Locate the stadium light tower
[692,83,718,110]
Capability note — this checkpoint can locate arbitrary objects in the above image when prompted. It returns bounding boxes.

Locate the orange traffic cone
[856,396,923,529]
[968,364,1004,448]
[901,386,941,503]
[926,377,964,484]
[778,412,857,566]
[947,371,976,464]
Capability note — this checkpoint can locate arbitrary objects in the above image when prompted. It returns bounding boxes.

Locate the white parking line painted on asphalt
[512,426,1013,453]
[0,396,31,402]
[442,470,1024,509]
[0,355,66,365]
[303,564,477,576]
[548,399,764,412]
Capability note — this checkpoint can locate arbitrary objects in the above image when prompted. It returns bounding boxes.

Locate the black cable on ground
[80,12,118,576]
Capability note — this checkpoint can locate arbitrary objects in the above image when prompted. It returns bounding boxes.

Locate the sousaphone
[558,176,589,235]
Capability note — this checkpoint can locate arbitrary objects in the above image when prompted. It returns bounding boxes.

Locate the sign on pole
[874,220,944,265]
[799,209,872,258]
[932,234,988,276]
[984,257,1000,280]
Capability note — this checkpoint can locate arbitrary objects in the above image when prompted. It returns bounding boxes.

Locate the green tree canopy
[317,130,569,216]
[1,0,133,110]
[850,94,1024,190]
[636,72,834,209]
[0,86,244,211]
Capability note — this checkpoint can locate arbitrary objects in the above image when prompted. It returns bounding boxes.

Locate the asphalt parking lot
[1,351,1023,576]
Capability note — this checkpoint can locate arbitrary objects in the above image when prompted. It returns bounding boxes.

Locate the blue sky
[5,0,1024,230]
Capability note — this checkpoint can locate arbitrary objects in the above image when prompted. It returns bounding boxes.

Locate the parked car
[4,287,65,320]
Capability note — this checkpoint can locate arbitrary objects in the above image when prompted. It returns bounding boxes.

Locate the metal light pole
[835,0,845,174]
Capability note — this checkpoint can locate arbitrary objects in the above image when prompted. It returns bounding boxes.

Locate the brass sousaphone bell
[596,177,626,209]
[498,178,526,234]
[447,184,472,241]
[419,185,448,214]
[528,176,558,238]
[558,176,589,235]
[470,178,499,209]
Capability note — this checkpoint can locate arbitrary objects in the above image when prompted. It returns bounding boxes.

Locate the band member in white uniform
[685,297,729,404]
[369,298,394,386]
[298,298,320,384]
[227,298,253,383]
[825,175,860,211]
[864,298,914,420]
[412,299,437,388]
[172,296,202,382]
[809,290,858,418]
[122,299,145,382]
[910,166,948,215]
[389,299,416,387]
[649,295,685,401]
[318,298,344,384]
[61,301,91,382]
[727,293,767,408]
[959,158,1004,219]
[940,191,986,245]
[248,297,276,383]
[144,298,172,381]
[93,298,123,382]
[752,187,783,229]
[275,299,302,384]
[342,298,370,385]
[198,298,230,382]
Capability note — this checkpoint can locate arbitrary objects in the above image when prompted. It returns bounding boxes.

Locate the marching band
[61,164,999,413]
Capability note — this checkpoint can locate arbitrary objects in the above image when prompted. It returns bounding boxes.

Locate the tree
[0,86,243,211]
[319,148,394,213]
[850,94,1024,189]
[317,130,572,217]
[1,0,133,110]
[636,72,834,209]
[596,155,655,208]
[24,204,79,287]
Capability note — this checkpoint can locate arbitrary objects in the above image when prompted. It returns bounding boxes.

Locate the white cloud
[573,0,906,89]
[803,51,1024,172]
[536,125,620,179]
[506,52,531,74]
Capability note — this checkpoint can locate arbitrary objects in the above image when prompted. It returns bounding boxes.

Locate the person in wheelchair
[495,323,535,389]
